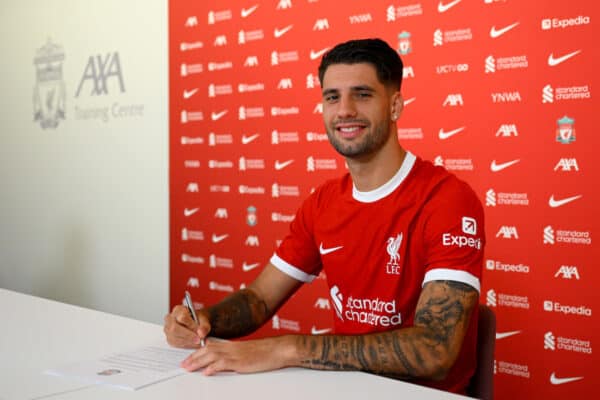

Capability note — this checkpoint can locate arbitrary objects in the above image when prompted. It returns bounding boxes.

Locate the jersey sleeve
[420,176,485,292]
[270,191,322,283]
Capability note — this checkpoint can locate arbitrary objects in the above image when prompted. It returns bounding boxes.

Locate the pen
[184,290,205,347]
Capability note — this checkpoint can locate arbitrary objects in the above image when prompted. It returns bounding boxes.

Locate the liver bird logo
[386,233,403,265]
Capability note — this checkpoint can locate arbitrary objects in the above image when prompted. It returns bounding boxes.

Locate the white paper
[44,342,195,390]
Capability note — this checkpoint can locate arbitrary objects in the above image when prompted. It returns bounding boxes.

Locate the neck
[346,133,406,192]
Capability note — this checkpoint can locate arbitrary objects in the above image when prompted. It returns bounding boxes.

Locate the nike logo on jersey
[490,22,520,38]
[490,159,520,172]
[548,194,582,208]
[438,126,465,140]
[550,372,583,385]
[319,243,343,255]
[548,50,582,67]
[311,326,332,335]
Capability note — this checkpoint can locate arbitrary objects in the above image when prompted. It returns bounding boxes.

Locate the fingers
[163,305,202,348]
[181,340,230,375]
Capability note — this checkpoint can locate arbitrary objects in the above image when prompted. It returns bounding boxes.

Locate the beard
[326,118,391,159]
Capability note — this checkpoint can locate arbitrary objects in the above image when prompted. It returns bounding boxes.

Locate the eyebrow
[322,85,376,96]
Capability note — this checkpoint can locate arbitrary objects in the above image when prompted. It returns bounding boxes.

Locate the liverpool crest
[386,233,403,275]
[33,40,66,129]
[556,116,575,144]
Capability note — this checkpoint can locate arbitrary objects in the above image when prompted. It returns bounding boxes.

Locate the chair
[466,304,496,400]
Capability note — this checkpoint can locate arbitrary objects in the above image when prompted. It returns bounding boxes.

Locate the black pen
[184,290,205,347]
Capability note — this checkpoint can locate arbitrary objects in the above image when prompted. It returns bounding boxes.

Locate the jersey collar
[352,151,416,203]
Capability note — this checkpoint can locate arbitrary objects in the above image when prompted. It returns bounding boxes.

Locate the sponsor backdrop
[169,1,597,398]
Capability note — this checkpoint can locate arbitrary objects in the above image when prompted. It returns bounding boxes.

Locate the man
[164,38,485,394]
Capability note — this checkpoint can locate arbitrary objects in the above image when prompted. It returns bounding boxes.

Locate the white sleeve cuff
[270,253,318,283]
[422,268,481,293]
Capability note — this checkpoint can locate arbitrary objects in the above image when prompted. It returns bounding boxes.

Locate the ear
[390,92,404,121]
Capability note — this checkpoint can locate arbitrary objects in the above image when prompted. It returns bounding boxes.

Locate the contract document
[45,342,195,390]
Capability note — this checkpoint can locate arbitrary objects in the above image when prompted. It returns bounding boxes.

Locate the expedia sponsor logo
[544,331,592,355]
[434,156,474,171]
[209,281,234,293]
[210,185,230,193]
[271,183,300,198]
[486,189,529,206]
[397,128,424,139]
[487,289,530,309]
[208,133,233,146]
[486,259,530,273]
[272,315,300,331]
[180,41,203,51]
[271,106,300,116]
[181,136,204,145]
[271,50,299,65]
[386,4,423,21]
[436,63,469,74]
[239,185,265,195]
[272,130,300,144]
[208,61,233,71]
[208,160,233,169]
[271,212,295,223]
[543,300,592,317]
[543,226,592,246]
[181,253,205,264]
[306,132,328,142]
[434,28,473,46]
[496,360,531,379]
[541,15,591,30]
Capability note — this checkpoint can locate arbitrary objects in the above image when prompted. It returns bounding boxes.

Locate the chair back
[466,304,496,400]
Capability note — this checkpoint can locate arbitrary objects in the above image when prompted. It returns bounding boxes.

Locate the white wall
[0,1,168,324]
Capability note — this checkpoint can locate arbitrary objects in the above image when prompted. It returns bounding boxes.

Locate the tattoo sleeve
[205,288,270,339]
[296,280,478,381]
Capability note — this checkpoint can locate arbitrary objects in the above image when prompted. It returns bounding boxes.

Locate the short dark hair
[318,38,404,90]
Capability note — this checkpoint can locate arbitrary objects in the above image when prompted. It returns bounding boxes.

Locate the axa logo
[214,35,227,46]
[75,52,125,97]
[214,208,228,218]
[245,235,260,246]
[313,18,330,31]
[330,285,344,320]
[555,265,580,279]
[491,91,522,103]
[554,158,579,171]
[187,277,199,288]
[403,66,415,79]
[314,298,331,309]
[244,56,259,67]
[443,94,464,106]
[185,16,198,27]
[496,124,518,137]
[496,226,519,239]
[277,78,293,89]
[276,0,292,9]
[186,182,199,192]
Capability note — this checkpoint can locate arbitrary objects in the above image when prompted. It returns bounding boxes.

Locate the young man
[164,38,485,394]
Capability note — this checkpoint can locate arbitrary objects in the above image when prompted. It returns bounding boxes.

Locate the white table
[0,289,468,400]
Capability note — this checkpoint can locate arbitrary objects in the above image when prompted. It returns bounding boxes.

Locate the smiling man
[164,38,485,395]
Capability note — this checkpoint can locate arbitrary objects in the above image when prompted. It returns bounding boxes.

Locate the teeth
[339,126,360,133]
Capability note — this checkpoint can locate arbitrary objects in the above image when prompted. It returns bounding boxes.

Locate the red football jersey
[271,152,485,393]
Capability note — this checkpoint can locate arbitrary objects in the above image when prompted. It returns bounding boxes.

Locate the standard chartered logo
[485,56,496,73]
[542,84,554,103]
[486,189,497,206]
[544,226,555,244]
[329,286,402,327]
[544,332,556,350]
[486,289,497,307]
[330,285,343,320]
[433,29,443,46]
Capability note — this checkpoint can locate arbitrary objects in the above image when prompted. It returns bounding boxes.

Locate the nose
[336,94,357,119]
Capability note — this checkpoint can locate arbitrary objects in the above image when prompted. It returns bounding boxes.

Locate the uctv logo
[75,52,125,97]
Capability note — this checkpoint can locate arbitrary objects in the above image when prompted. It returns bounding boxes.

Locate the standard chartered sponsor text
[344,296,402,327]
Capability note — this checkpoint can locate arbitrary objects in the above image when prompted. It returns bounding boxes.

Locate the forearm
[202,288,270,339]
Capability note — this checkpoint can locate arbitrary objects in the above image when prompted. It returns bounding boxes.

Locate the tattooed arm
[294,280,478,380]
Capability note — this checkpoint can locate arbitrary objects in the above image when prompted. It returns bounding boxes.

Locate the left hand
[181,336,296,376]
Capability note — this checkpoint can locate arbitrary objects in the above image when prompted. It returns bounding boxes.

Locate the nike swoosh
[496,330,521,340]
[274,25,293,38]
[403,97,416,106]
[438,126,465,140]
[212,233,229,243]
[490,159,520,172]
[319,243,343,255]
[183,88,198,99]
[242,134,260,144]
[211,110,227,121]
[275,160,294,170]
[550,372,584,385]
[184,208,199,217]
[438,0,462,13]
[548,50,582,67]
[241,4,259,18]
[490,22,520,38]
[548,194,582,208]
[310,48,329,60]
[242,262,260,272]
[311,326,332,335]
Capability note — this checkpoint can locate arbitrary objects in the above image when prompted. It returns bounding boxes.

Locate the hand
[164,305,210,348]
[181,336,295,375]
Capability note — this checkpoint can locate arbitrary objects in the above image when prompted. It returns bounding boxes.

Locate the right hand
[164,305,211,348]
